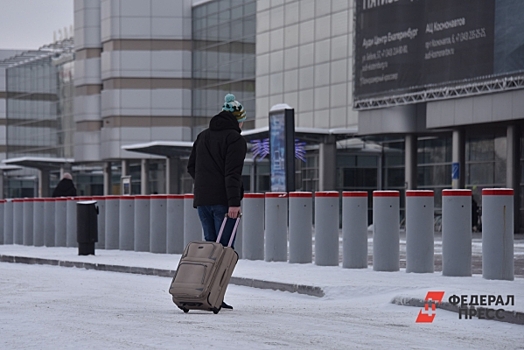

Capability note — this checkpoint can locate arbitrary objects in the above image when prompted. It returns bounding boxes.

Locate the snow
[1,245,523,349]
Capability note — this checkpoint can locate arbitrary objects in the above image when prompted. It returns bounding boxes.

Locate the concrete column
[319,135,336,191]
[441,189,472,276]
[288,192,312,264]
[39,169,50,198]
[482,188,514,280]
[103,162,112,196]
[342,191,368,269]
[404,134,417,190]
[372,191,400,271]
[166,157,180,194]
[405,190,434,273]
[141,159,149,195]
[264,192,288,262]
[121,160,130,177]
[452,129,465,189]
[506,124,520,233]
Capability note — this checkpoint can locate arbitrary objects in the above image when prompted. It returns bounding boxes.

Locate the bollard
[0,200,4,244]
[4,199,13,245]
[55,198,68,247]
[482,188,514,281]
[184,194,202,246]
[13,199,23,245]
[405,190,434,273]
[33,198,45,247]
[134,195,150,252]
[342,191,368,269]
[77,200,98,255]
[289,192,312,263]
[119,196,135,250]
[242,193,265,260]
[23,199,34,246]
[66,197,77,247]
[150,195,167,253]
[314,192,340,266]
[44,198,56,247]
[105,196,120,249]
[265,192,288,262]
[166,195,184,254]
[441,189,472,277]
[93,196,106,249]
[372,191,400,272]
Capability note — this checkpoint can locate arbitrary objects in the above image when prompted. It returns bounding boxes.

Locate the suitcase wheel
[178,306,189,313]
[212,307,220,314]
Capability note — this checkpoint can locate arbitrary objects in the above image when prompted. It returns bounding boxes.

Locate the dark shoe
[221,301,233,310]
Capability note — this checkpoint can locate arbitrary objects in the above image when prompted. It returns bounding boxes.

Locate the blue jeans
[197,205,237,249]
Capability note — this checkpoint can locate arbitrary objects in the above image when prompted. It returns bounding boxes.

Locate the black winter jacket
[52,178,77,197]
[187,111,247,208]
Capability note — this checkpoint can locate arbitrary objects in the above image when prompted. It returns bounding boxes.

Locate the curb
[0,254,325,298]
[391,296,524,325]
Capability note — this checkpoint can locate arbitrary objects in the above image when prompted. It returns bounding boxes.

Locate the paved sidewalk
[1,244,523,325]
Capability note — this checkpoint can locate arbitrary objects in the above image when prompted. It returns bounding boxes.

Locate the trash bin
[77,200,98,255]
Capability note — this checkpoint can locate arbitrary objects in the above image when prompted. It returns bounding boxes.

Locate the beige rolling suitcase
[168,215,240,314]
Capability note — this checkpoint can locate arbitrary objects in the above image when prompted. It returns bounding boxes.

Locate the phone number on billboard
[452,28,486,43]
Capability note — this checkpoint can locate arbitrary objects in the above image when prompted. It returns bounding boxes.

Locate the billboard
[354,0,524,103]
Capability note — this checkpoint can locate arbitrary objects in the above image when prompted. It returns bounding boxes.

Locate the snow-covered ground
[1,245,523,349]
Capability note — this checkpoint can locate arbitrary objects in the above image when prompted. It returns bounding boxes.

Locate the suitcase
[168,215,240,314]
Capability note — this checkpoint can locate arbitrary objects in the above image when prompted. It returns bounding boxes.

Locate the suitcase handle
[216,213,241,247]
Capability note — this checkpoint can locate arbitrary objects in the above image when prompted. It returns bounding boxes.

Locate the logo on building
[415,291,445,323]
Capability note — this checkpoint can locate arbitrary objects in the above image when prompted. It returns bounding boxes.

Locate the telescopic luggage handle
[216,213,242,247]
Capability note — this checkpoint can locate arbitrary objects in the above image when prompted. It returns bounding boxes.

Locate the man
[52,173,77,197]
[187,94,247,309]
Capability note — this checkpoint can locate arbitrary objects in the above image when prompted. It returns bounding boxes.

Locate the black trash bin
[77,200,98,255]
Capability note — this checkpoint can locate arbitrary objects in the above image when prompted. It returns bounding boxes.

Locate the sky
[0,0,74,50]
[0,245,523,349]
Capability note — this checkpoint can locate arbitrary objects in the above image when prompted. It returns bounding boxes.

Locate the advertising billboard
[354,0,524,104]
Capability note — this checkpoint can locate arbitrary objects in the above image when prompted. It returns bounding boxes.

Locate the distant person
[52,173,77,197]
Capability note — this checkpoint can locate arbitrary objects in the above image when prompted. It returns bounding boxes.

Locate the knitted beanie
[222,94,246,122]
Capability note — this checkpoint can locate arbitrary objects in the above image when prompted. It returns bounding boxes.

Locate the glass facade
[192,0,257,137]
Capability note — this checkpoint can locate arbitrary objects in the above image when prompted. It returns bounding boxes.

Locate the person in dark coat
[52,173,77,197]
[187,94,247,310]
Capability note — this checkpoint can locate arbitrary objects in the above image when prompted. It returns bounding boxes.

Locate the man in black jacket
[187,94,247,309]
[52,173,77,197]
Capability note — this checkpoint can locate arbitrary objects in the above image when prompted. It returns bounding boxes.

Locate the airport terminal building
[0,0,523,230]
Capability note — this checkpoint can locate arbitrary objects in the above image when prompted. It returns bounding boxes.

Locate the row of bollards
[0,189,515,280]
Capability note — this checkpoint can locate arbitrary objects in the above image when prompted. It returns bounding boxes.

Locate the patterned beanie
[222,94,246,122]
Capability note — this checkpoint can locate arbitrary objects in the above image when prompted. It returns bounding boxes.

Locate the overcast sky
[0,0,74,50]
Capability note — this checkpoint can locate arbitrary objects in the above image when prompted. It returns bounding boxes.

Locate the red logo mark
[416,291,445,323]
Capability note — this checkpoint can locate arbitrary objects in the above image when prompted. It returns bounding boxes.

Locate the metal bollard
[405,190,434,273]
[4,199,13,245]
[372,191,400,272]
[150,195,167,253]
[119,196,135,250]
[0,200,4,244]
[23,199,34,246]
[33,198,45,247]
[13,198,23,245]
[93,196,106,249]
[166,195,184,254]
[134,195,150,252]
[184,194,202,246]
[242,193,265,260]
[66,197,77,247]
[289,192,313,264]
[105,196,120,249]
[482,188,514,281]
[342,191,368,269]
[55,198,68,247]
[265,192,288,262]
[314,192,340,266]
[44,198,56,247]
[441,189,472,277]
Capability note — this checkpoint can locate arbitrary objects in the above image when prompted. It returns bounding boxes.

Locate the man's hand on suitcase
[228,206,241,218]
